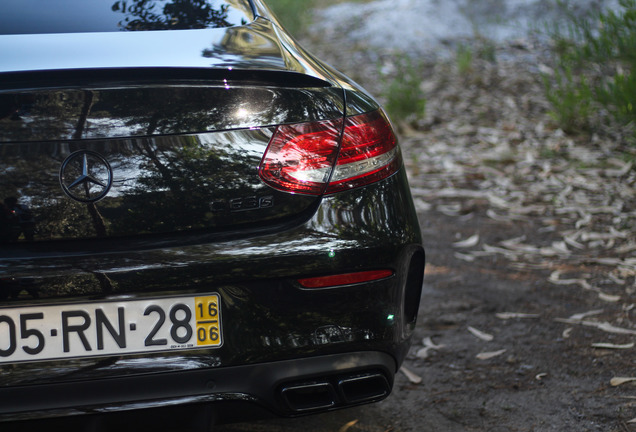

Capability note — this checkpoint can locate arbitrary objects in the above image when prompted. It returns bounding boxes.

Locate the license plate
[0,294,222,364]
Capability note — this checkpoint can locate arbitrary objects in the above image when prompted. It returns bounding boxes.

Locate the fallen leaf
[563,235,585,249]
[468,326,494,341]
[496,312,540,319]
[616,242,636,254]
[611,377,636,387]
[598,292,621,302]
[535,373,548,380]
[416,347,431,359]
[422,336,445,349]
[486,209,513,221]
[587,321,636,336]
[581,229,628,241]
[339,419,359,432]
[555,319,636,335]
[604,160,632,177]
[562,328,573,338]
[400,366,422,384]
[454,252,476,262]
[476,349,507,360]
[568,309,604,321]
[549,271,592,289]
[453,234,480,248]
[475,349,507,360]
[592,342,634,349]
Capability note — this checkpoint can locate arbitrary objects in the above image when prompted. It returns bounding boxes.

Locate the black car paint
[0,0,425,426]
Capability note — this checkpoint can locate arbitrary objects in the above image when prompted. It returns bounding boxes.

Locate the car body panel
[0,0,425,426]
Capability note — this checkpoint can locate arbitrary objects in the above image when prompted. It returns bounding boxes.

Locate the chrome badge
[59,150,113,203]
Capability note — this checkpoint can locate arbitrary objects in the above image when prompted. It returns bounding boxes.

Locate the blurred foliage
[456,44,474,75]
[379,55,426,125]
[263,0,312,36]
[545,0,636,136]
[265,0,369,37]
[543,65,593,133]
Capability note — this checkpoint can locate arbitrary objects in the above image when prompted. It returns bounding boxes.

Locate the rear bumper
[1,351,395,423]
[0,170,424,423]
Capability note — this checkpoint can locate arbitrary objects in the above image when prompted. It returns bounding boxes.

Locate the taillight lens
[258,110,400,195]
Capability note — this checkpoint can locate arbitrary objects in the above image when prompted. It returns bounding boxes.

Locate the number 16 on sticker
[195,295,221,347]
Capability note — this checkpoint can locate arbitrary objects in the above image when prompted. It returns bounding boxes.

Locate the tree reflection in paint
[111,0,231,31]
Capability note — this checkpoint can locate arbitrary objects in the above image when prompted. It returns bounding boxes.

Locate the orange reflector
[298,270,394,288]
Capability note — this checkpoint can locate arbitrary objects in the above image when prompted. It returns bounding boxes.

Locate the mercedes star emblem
[59,150,113,203]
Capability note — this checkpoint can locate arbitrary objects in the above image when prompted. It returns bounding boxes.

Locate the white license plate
[0,294,222,364]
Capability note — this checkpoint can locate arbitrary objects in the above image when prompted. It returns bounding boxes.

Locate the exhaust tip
[338,373,390,404]
[280,382,336,412]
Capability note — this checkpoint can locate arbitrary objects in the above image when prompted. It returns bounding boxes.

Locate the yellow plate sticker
[195,294,222,347]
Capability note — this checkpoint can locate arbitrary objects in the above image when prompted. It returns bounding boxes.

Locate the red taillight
[298,269,394,288]
[258,110,400,195]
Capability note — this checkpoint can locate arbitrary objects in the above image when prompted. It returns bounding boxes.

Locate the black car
[0,0,424,429]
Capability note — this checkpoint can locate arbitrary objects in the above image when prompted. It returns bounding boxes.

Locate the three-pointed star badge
[59,150,113,203]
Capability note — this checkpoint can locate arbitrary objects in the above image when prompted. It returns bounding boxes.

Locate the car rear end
[0,0,424,429]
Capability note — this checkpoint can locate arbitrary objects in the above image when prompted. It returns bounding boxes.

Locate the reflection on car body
[0,0,424,430]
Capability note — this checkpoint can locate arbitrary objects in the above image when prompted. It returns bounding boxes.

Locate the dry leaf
[453,234,480,248]
[585,321,636,336]
[568,309,603,321]
[476,349,506,360]
[339,419,359,432]
[562,328,573,338]
[535,373,548,380]
[486,209,513,221]
[416,347,432,359]
[468,326,494,341]
[454,252,476,262]
[610,377,636,387]
[555,319,636,335]
[608,272,626,285]
[598,292,621,302]
[591,342,634,350]
[422,336,445,350]
[549,271,592,289]
[496,312,540,319]
[604,160,632,177]
[400,366,422,384]
[416,337,446,359]
[616,242,636,254]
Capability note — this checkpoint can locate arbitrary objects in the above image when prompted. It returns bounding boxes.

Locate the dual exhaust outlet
[280,371,391,413]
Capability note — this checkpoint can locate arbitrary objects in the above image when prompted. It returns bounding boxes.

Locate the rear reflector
[298,270,394,288]
[259,110,400,195]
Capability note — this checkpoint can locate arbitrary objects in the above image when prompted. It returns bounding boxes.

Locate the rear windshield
[0,0,254,35]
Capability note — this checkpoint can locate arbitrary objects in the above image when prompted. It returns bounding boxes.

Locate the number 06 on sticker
[0,294,222,364]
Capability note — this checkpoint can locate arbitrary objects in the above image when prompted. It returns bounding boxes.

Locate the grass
[544,0,636,139]
[379,55,426,125]
[543,65,593,133]
[263,0,312,36]
[456,44,474,75]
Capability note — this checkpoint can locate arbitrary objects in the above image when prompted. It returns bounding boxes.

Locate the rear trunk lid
[0,19,345,245]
